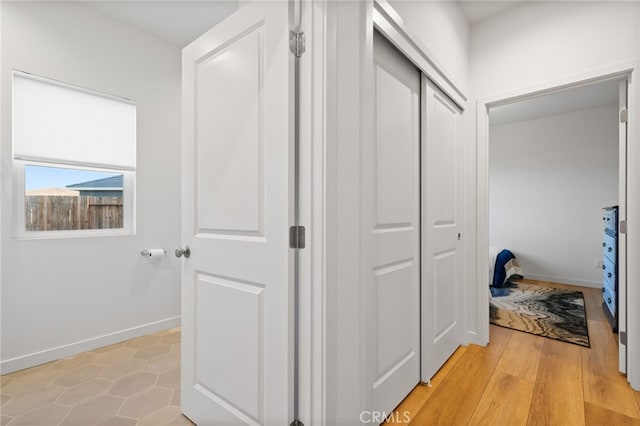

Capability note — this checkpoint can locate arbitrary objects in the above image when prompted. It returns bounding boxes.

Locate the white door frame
[474,60,640,390]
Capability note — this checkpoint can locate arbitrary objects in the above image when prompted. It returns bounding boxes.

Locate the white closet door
[367,31,421,414]
[421,77,464,382]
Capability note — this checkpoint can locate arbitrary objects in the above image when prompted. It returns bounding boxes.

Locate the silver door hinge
[620,108,628,124]
[620,220,627,234]
[620,331,627,345]
[289,225,306,249]
[289,31,306,58]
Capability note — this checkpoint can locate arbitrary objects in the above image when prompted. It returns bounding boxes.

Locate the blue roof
[66,175,123,189]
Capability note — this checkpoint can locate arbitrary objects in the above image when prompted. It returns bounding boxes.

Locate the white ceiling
[80,1,240,47]
[490,79,620,126]
[456,1,525,25]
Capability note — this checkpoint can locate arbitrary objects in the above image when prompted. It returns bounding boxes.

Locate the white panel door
[368,31,421,413]
[421,77,463,382]
[618,78,628,373]
[181,2,293,424]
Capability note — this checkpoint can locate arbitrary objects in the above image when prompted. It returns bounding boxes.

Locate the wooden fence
[25,196,123,231]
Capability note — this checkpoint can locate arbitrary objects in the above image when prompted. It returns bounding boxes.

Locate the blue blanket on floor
[493,249,518,288]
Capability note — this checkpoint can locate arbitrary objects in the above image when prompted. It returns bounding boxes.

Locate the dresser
[602,206,618,332]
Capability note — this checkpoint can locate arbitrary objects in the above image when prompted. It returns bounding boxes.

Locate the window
[12,71,136,237]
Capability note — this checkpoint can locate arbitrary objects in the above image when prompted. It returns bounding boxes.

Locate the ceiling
[490,79,620,126]
[80,1,239,47]
[80,1,527,47]
[456,1,525,25]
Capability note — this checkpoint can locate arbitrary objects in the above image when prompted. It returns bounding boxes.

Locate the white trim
[298,0,328,424]
[474,60,640,389]
[520,274,602,289]
[0,316,180,375]
[372,0,466,109]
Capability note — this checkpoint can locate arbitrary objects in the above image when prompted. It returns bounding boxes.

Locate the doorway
[481,74,630,374]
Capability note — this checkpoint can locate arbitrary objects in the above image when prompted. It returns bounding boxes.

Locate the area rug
[490,281,590,347]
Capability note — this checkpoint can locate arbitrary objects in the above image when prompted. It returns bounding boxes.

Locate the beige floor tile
[137,405,182,425]
[157,368,180,390]
[50,352,97,372]
[6,363,54,379]
[171,413,195,426]
[1,370,60,396]
[117,387,172,418]
[134,344,171,361]
[8,404,70,425]
[170,344,181,355]
[53,365,104,387]
[97,415,137,426]
[100,358,148,380]
[0,376,14,388]
[158,333,181,345]
[108,372,157,397]
[145,354,180,374]
[170,389,180,407]
[57,378,113,406]
[1,386,65,417]
[1,394,13,406]
[60,395,125,425]
[124,335,160,349]
[0,416,12,425]
[91,343,126,354]
[93,348,136,366]
[151,329,172,337]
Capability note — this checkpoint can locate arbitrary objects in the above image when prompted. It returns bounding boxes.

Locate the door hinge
[620,220,627,234]
[289,225,306,249]
[620,108,628,124]
[289,31,306,58]
[620,331,627,345]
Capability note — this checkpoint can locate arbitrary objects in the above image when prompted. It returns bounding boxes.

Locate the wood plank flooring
[387,279,640,425]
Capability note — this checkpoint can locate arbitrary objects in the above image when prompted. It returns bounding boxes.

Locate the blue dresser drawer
[604,209,617,233]
[602,256,616,286]
[603,233,616,263]
[603,285,616,317]
[602,206,618,331]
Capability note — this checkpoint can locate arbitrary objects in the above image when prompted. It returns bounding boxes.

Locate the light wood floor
[387,279,640,425]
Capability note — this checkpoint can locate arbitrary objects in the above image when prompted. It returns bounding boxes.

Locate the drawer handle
[608,247,612,252]
[603,242,606,247]
[608,272,612,278]
[608,298,612,304]
[602,265,606,270]
[602,287,605,292]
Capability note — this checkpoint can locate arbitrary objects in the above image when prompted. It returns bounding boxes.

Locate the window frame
[14,160,136,239]
[12,71,137,239]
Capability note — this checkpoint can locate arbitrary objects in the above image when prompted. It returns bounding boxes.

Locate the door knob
[175,246,191,258]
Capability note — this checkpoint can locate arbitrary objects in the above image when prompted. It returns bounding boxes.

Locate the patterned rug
[490,281,590,347]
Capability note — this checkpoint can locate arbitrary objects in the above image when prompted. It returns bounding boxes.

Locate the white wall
[388,0,469,94]
[470,1,640,98]
[1,2,181,373]
[490,104,619,288]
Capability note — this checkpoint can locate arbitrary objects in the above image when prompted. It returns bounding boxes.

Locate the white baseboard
[523,273,601,289]
[0,316,181,375]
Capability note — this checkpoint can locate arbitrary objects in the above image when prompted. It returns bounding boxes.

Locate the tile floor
[0,328,194,425]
